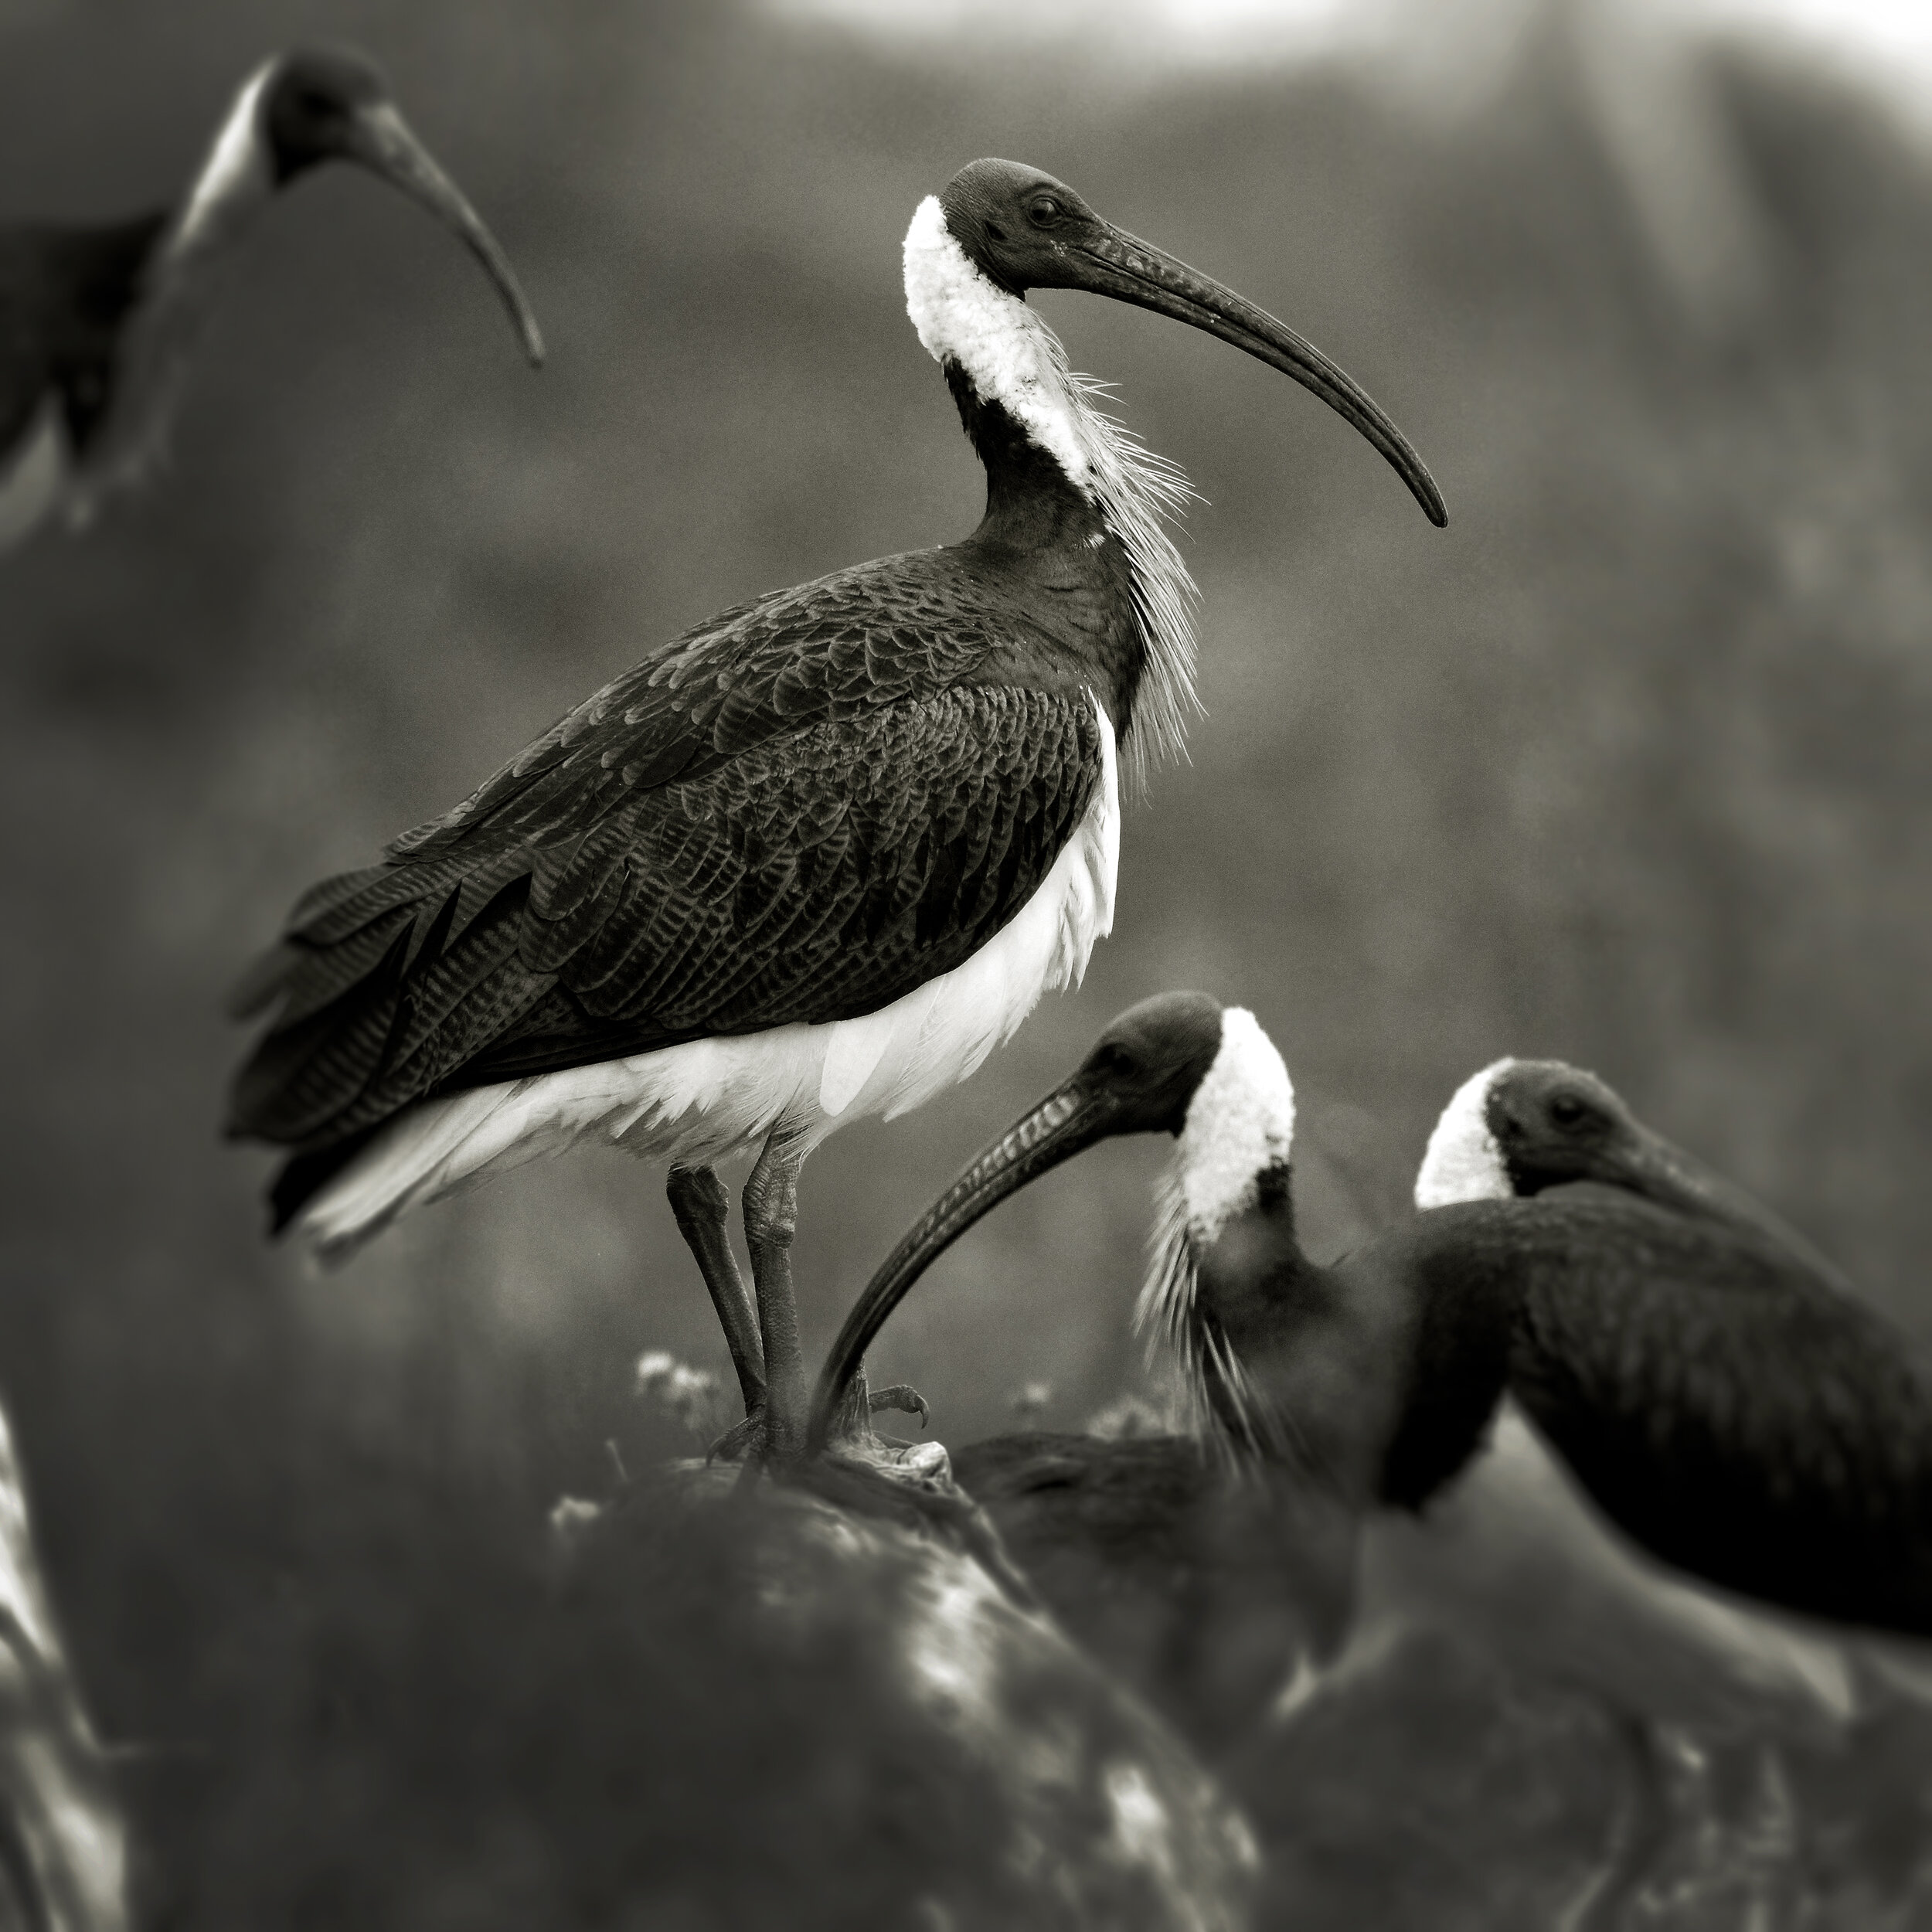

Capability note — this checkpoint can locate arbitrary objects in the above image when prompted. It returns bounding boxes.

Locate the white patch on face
[1413,1059,1516,1209]
[903,195,1095,490]
[175,62,277,251]
[1175,1009,1294,1241]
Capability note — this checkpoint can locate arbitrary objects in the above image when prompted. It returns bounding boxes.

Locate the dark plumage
[0,215,165,464]
[230,560,1115,1179]
[1499,1195,1932,1631]
[0,46,541,547]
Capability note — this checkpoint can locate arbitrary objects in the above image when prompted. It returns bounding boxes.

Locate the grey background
[2,0,1928,1916]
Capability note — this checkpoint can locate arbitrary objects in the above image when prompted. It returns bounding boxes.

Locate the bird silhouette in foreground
[0,46,543,550]
[230,160,1445,1467]
[814,995,1932,1925]
[0,1402,128,1932]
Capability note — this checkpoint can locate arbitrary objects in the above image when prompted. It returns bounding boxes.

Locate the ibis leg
[743,1131,809,1460]
[665,1165,766,1417]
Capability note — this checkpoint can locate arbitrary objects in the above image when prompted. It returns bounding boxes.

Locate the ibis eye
[1097,1042,1140,1080]
[1548,1094,1590,1130]
[1027,196,1064,226]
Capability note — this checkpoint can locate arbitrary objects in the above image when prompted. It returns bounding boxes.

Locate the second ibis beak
[1607,1130,1855,1294]
[808,1074,1122,1453]
[1052,225,1444,527]
[342,101,546,366]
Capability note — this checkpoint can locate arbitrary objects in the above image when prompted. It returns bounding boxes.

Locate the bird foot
[865,1383,930,1430]
[705,1383,927,1468]
[784,1447,1040,1611]
[706,1408,766,1465]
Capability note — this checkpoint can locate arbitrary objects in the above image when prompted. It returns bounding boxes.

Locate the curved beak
[343,102,546,366]
[1604,1130,1855,1294]
[1049,224,1444,527]
[808,1074,1123,1454]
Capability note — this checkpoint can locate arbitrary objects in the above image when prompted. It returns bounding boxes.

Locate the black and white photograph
[4,0,1931,1924]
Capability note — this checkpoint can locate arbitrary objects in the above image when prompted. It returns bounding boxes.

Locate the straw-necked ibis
[230,161,1444,1462]
[1353,1056,1896,1927]
[0,46,543,549]
[1415,1055,1932,1635]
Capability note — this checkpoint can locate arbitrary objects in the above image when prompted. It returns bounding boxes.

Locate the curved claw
[706,1411,762,1465]
[784,1454,1041,1612]
[867,1384,930,1430]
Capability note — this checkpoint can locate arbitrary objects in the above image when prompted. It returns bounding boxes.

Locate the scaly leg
[743,1130,809,1461]
[665,1165,765,1418]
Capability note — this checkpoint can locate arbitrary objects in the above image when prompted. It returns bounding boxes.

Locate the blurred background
[4,0,1932,1921]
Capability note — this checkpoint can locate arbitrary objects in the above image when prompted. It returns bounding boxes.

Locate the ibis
[230,160,1444,1463]
[0,46,543,549]
[813,998,1932,1921]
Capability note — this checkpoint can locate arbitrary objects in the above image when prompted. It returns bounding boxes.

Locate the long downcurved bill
[1051,226,1445,527]
[1600,1130,1856,1296]
[808,1076,1121,1453]
[345,102,546,366]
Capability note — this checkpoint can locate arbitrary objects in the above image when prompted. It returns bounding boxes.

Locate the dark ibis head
[253,46,544,364]
[1416,1056,1763,1219]
[809,993,1298,1450]
[930,158,1445,527]
[1413,1059,1685,1208]
[1415,1056,1854,1284]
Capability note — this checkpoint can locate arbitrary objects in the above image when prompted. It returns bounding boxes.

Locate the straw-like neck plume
[903,196,1199,784]
[1135,1009,1297,1458]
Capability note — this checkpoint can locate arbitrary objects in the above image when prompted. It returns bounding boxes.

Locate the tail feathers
[268,1128,382,1235]
[281,1087,529,1267]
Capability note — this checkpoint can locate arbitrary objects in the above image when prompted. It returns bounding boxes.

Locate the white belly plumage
[298,696,1121,1264]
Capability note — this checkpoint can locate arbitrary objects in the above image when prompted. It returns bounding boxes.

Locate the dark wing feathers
[1506,1199,1932,1633]
[0,217,167,457]
[389,557,1010,861]
[231,651,1100,1155]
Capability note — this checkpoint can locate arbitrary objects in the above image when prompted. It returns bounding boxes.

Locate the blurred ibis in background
[230,158,1444,1464]
[0,46,543,550]
[815,997,1932,1925]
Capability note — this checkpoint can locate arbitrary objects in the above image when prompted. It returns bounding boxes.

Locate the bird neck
[168,62,281,265]
[1183,1186,1408,1501]
[66,63,279,512]
[903,197,1197,788]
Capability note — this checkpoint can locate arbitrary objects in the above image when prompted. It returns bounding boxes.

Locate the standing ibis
[230,160,1444,1463]
[811,997,1927,1924]
[0,46,543,549]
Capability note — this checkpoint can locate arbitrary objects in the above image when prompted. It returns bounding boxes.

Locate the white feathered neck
[1413,1059,1517,1209]
[1134,1009,1297,1461]
[903,196,1200,790]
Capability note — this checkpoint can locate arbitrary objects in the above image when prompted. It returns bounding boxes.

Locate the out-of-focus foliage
[2,0,1930,1920]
